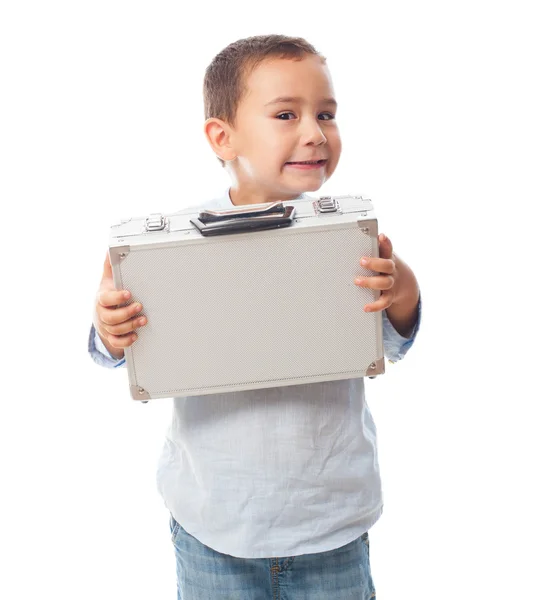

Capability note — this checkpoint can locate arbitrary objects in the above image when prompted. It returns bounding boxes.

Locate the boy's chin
[294,179,325,192]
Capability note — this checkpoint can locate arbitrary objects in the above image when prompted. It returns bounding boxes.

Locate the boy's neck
[228,187,305,206]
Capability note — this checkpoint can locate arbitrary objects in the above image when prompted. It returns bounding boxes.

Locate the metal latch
[317,196,338,213]
[145,213,167,232]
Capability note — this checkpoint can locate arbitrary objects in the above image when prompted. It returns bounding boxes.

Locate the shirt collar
[220,188,308,207]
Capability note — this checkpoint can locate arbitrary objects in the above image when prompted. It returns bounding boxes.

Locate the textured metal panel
[110,197,384,400]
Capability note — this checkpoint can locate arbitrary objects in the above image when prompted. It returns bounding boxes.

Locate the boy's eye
[276,112,336,121]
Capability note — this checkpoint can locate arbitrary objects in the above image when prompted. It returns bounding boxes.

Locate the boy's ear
[204,118,237,162]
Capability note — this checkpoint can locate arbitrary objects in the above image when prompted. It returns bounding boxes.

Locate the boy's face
[206,54,342,203]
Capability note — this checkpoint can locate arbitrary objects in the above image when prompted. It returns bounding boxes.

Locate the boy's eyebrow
[265,96,338,108]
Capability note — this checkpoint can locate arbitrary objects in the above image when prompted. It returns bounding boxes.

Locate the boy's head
[203,35,342,203]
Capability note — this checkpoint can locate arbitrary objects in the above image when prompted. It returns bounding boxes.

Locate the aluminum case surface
[108,194,385,401]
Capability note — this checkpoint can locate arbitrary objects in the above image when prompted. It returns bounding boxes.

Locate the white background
[1,1,542,598]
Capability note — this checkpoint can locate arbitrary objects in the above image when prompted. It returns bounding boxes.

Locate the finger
[354,275,394,290]
[97,288,132,308]
[359,256,395,274]
[102,313,147,336]
[364,289,394,313]
[98,300,143,326]
[102,330,139,349]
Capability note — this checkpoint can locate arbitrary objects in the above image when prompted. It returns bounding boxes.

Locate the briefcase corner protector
[365,357,385,378]
[131,384,151,401]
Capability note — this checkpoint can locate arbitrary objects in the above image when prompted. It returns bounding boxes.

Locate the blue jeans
[170,513,376,599]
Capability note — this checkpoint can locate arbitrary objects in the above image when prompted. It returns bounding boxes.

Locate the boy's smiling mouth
[285,159,328,169]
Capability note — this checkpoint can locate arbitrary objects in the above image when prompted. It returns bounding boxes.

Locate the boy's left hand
[354,233,401,313]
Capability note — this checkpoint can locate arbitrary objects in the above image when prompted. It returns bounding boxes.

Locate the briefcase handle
[198,201,286,222]
[190,202,296,237]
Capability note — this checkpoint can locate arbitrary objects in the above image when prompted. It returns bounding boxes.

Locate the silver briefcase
[108,194,385,401]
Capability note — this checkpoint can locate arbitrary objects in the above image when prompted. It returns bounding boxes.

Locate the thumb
[378,233,393,259]
[101,250,114,282]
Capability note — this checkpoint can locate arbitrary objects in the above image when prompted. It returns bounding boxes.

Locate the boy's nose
[302,124,327,146]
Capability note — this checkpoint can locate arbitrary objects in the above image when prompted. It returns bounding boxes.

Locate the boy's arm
[382,293,422,363]
[88,323,127,369]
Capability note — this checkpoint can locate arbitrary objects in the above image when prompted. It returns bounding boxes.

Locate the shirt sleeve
[88,323,127,369]
[382,293,422,363]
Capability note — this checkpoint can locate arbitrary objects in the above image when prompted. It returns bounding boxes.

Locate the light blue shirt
[88,188,422,558]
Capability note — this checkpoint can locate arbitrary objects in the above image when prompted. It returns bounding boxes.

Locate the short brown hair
[203,34,326,168]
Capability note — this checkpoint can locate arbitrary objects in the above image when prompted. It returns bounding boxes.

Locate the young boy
[89,34,421,599]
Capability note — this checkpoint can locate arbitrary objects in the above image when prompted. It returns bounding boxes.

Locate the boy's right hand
[92,251,147,359]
